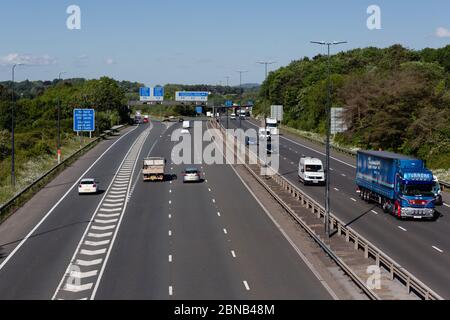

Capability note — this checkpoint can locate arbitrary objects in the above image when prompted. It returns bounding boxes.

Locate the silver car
[183,168,201,183]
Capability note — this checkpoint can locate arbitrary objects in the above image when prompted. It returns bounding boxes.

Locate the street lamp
[310,40,347,237]
[257,61,276,79]
[57,72,67,164]
[236,70,248,128]
[11,63,23,188]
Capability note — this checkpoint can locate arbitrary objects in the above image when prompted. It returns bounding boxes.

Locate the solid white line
[88,232,113,238]
[0,125,138,272]
[64,283,93,293]
[76,259,102,266]
[169,286,173,296]
[243,281,250,291]
[231,250,236,258]
[80,249,107,256]
[84,240,110,246]
[334,188,340,191]
[91,225,115,231]
[371,210,379,215]
[94,218,118,224]
[398,226,407,232]
[444,203,450,208]
[432,246,444,253]
[350,198,357,202]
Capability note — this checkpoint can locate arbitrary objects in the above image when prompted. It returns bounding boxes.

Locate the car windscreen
[80,180,94,185]
[305,165,323,172]
[185,169,198,174]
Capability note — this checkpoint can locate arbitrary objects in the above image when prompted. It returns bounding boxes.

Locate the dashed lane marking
[169,286,173,296]
[243,281,250,291]
[223,228,228,235]
[231,250,236,258]
[398,226,407,232]
[334,188,339,191]
[433,246,444,253]
[371,210,379,215]
[350,198,357,202]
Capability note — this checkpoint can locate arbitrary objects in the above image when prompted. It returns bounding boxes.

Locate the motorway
[225,117,450,298]
[0,120,333,300]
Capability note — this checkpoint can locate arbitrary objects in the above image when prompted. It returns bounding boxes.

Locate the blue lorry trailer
[356,150,435,219]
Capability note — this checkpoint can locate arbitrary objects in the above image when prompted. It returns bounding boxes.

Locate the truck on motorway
[266,118,279,135]
[356,150,436,219]
[143,157,166,181]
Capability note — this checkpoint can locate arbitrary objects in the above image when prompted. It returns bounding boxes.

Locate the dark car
[245,136,259,146]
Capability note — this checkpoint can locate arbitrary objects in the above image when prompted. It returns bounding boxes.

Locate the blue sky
[0,0,449,86]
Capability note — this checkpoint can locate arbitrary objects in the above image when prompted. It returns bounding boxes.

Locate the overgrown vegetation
[255,44,450,169]
[0,77,133,203]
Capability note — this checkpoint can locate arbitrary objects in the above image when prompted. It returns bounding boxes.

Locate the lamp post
[257,61,276,79]
[310,40,347,237]
[57,72,67,164]
[236,70,248,129]
[11,63,23,188]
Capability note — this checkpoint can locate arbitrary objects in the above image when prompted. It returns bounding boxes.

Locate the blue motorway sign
[153,86,164,97]
[73,109,95,132]
[139,87,151,97]
[196,106,203,114]
[225,100,233,107]
[175,91,209,102]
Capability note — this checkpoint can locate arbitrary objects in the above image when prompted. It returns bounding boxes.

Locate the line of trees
[255,44,450,169]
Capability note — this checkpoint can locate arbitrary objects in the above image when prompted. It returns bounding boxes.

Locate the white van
[298,157,325,185]
[182,120,190,129]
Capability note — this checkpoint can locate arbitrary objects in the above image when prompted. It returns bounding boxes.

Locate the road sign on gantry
[271,105,283,122]
[140,87,164,102]
[73,109,95,132]
[225,100,233,107]
[175,91,209,102]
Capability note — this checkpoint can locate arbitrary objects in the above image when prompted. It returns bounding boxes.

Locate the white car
[298,157,325,185]
[183,168,202,183]
[78,178,98,194]
[181,129,190,135]
[230,113,237,120]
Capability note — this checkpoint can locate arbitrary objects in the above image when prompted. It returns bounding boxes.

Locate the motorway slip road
[226,118,450,298]
[0,120,332,300]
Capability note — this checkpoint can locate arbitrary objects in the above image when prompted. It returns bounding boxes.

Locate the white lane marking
[102,203,123,208]
[99,208,122,213]
[91,225,115,231]
[169,200,172,205]
[398,226,407,232]
[0,126,138,272]
[205,179,208,182]
[64,283,93,293]
[444,203,450,208]
[70,270,98,279]
[217,212,221,217]
[371,210,379,215]
[330,168,334,171]
[97,213,120,218]
[168,214,172,219]
[168,230,172,237]
[231,250,236,258]
[243,281,250,291]
[94,218,118,224]
[208,188,211,192]
[223,228,228,235]
[104,198,124,203]
[169,190,172,193]
[85,240,110,246]
[76,259,102,266]
[80,249,107,256]
[212,199,216,203]
[170,181,172,184]
[432,246,444,253]
[107,194,125,199]
[350,198,357,202]
[169,286,173,296]
[341,173,346,177]
[168,255,172,262]
[334,188,340,191]
[111,187,127,191]
[290,162,294,165]
[88,232,113,238]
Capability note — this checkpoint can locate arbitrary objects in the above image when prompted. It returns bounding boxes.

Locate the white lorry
[143,157,166,181]
[182,120,191,129]
[298,157,325,185]
[266,118,279,135]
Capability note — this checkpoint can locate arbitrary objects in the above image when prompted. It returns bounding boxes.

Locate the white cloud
[0,53,56,66]
[105,58,116,65]
[436,27,450,38]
